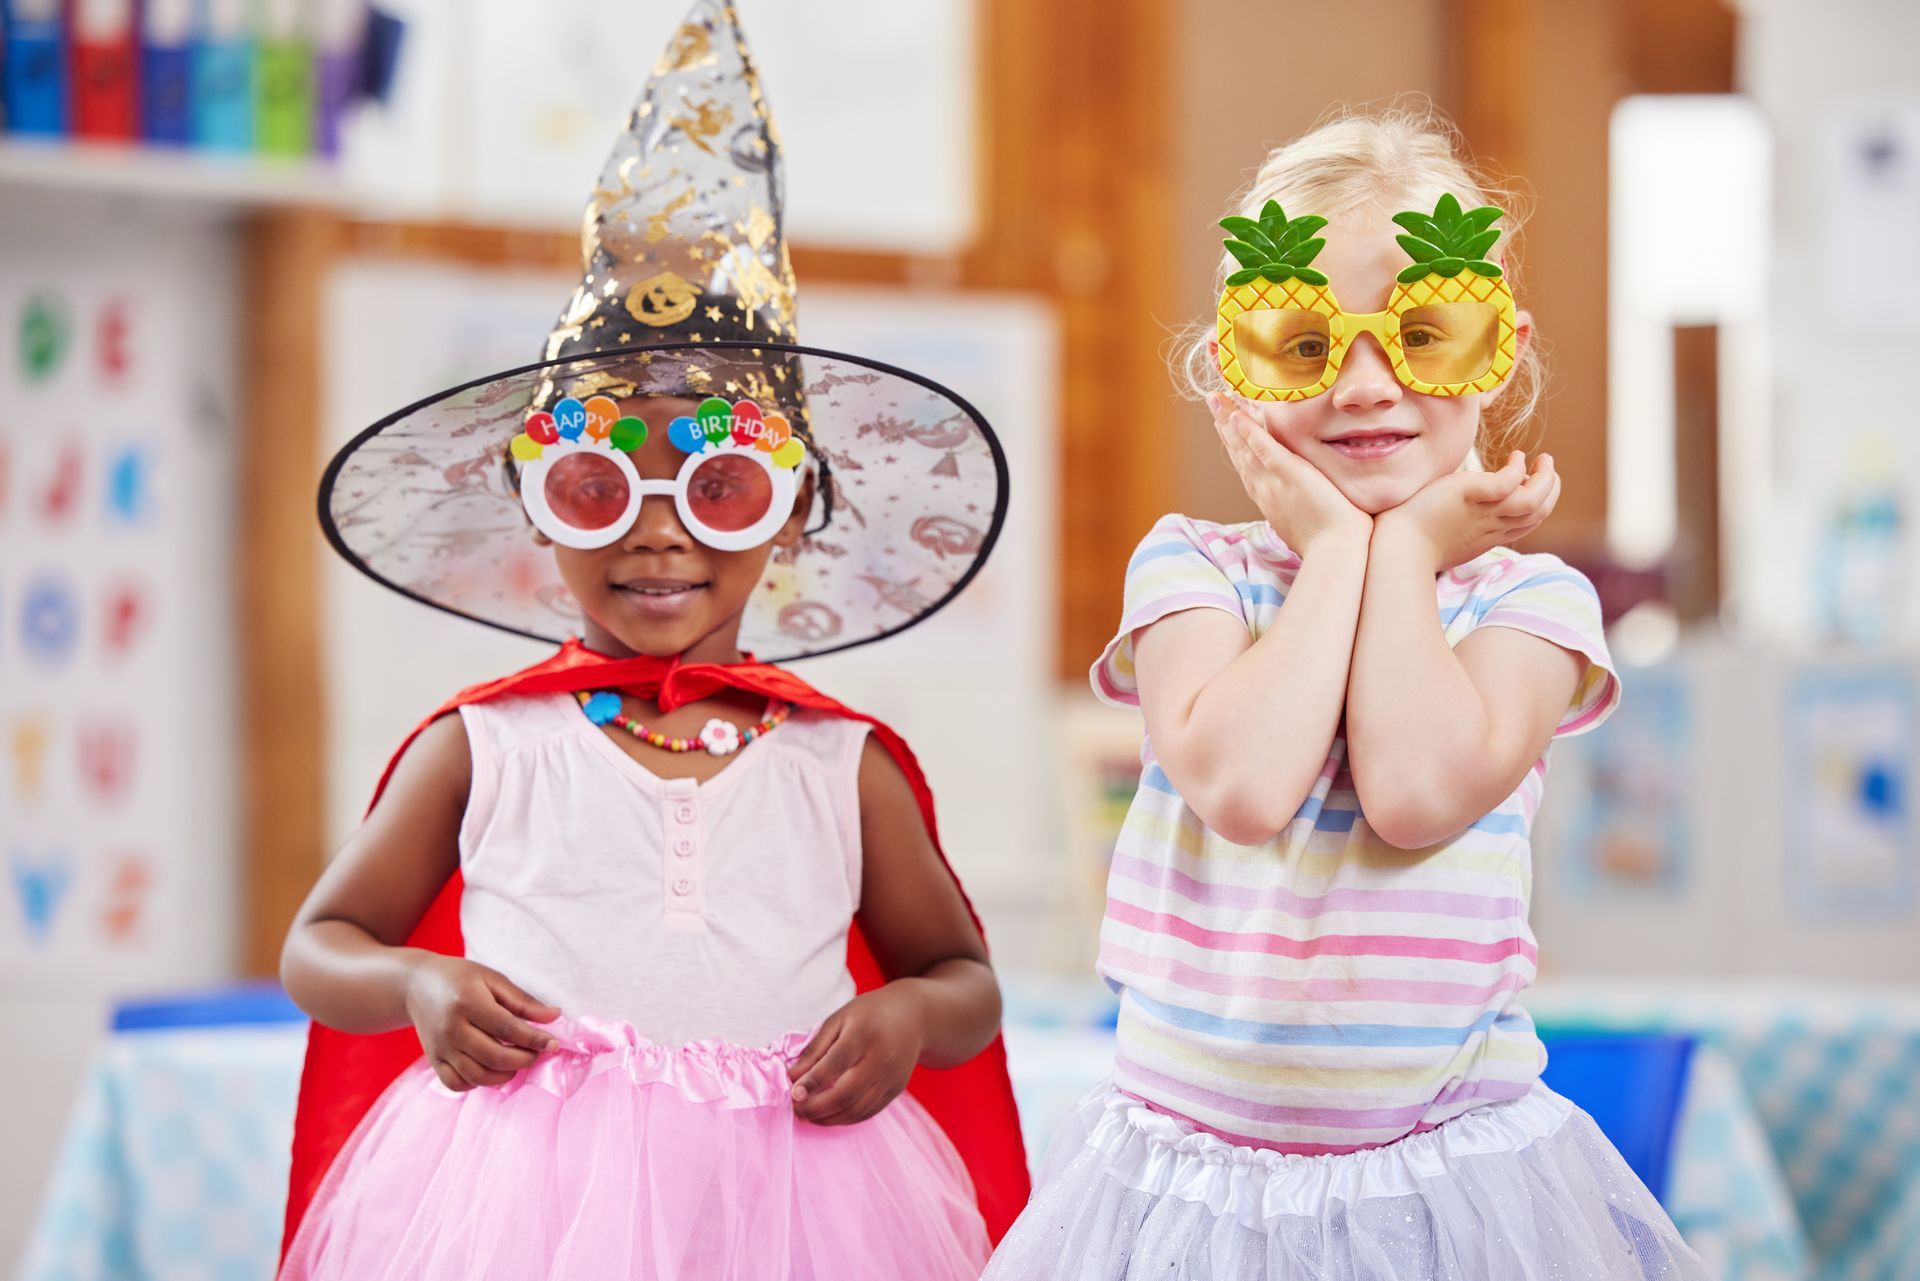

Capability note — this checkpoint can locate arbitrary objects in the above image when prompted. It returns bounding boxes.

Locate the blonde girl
[984,106,1711,1281]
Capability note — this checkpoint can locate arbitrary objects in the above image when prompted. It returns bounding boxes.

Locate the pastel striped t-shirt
[1091,513,1620,1154]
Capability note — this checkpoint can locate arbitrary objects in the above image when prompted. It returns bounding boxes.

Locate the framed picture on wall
[1785,666,1917,918]
[1557,665,1694,899]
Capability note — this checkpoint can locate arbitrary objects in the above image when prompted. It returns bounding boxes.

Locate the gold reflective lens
[1231,308,1332,391]
[1397,302,1500,385]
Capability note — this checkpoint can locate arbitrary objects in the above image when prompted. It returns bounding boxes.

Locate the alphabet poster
[0,218,237,982]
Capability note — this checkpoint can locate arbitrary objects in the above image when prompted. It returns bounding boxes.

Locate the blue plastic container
[1539,1031,1696,1203]
[112,980,306,1032]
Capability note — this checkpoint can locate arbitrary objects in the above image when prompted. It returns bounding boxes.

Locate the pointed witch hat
[318,0,1008,660]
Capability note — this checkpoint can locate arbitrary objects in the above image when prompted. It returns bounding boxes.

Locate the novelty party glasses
[510,394,807,551]
[1215,194,1517,401]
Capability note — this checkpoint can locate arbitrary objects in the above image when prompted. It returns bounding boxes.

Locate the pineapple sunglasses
[1215,193,1517,401]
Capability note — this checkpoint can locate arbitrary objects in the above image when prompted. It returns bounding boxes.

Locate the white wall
[1533,640,1920,984]
[340,0,976,251]
[1534,0,1920,992]
[0,191,239,1275]
[1732,0,1920,643]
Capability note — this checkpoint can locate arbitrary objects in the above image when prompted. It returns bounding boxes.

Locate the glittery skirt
[982,1080,1711,1280]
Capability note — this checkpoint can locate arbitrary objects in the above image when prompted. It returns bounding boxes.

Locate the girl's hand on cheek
[788,984,926,1126]
[1208,394,1370,557]
[1378,451,1559,572]
[404,954,562,1092]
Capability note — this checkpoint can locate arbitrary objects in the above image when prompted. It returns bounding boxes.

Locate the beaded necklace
[575,690,790,757]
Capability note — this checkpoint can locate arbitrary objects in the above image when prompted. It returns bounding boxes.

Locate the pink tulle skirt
[280,1015,990,1280]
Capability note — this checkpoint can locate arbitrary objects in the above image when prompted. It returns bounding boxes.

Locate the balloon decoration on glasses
[511,393,808,552]
[1214,193,1517,401]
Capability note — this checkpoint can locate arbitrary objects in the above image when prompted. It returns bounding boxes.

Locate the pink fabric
[456,693,869,1048]
[281,1016,989,1280]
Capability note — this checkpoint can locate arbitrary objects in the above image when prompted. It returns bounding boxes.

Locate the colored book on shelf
[189,0,252,150]
[71,0,139,141]
[313,0,365,157]
[361,5,402,105]
[254,0,311,156]
[140,0,194,145]
[2,0,68,136]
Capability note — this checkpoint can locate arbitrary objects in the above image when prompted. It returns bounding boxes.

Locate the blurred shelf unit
[0,138,349,210]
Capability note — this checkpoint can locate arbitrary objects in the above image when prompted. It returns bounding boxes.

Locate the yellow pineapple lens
[1230,308,1332,391]
[1397,301,1501,385]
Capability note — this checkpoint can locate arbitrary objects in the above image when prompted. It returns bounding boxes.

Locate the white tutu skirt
[983,1081,1713,1280]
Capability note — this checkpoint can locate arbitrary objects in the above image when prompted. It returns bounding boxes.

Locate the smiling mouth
[611,579,709,611]
[1325,431,1417,461]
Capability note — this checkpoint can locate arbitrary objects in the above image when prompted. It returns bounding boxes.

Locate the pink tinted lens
[686,453,774,533]
[544,452,631,531]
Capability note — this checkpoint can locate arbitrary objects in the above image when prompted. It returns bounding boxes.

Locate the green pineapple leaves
[1222,194,1506,288]
[1392,193,1505,284]
[1220,202,1331,289]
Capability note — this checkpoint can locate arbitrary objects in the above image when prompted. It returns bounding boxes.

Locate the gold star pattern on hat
[545,0,796,367]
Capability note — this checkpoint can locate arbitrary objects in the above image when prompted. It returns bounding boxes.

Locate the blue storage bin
[1539,1031,1696,1203]
[111,980,307,1032]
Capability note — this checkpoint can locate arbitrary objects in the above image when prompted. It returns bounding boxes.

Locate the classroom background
[4,0,1919,1277]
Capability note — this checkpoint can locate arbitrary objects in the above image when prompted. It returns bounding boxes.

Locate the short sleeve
[1091,514,1248,708]
[1472,557,1621,737]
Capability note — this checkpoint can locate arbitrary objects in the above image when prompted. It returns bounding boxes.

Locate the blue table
[19,987,307,1281]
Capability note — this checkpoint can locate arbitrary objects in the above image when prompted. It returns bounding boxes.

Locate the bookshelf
[0,138,350,210]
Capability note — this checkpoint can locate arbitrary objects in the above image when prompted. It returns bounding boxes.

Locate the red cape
[282,640,1029,1254]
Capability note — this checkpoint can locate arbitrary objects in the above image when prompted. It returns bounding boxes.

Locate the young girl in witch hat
[277,4,1026,1276]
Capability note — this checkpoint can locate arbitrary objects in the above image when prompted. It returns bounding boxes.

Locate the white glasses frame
[518,438,802,552]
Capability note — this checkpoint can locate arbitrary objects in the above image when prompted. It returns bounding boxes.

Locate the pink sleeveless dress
[281,693,989,1280]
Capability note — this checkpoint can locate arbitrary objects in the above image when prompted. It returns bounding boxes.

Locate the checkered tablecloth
[1530,981,1920,1281]
[1665,1045,1813,1281]
[17,1023,307,1281]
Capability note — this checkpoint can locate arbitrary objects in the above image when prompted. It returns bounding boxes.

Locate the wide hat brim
[319,341,1009,662]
